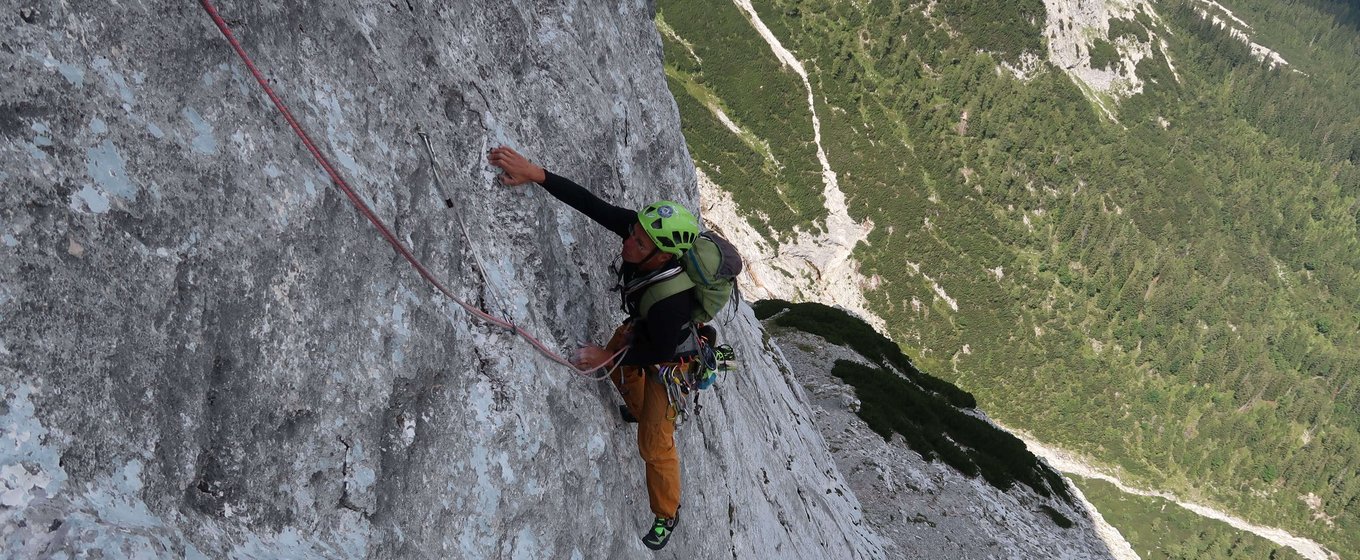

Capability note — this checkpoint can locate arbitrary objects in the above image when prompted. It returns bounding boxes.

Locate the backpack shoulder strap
[638,273,696,319]
[685,246,712,286]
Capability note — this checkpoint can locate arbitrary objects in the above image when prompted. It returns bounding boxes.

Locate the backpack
[637,231,744,322]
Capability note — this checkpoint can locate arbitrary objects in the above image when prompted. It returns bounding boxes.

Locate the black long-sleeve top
[538,171,693,366]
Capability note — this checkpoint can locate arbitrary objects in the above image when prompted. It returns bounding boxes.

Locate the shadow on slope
[755,299,1072,506]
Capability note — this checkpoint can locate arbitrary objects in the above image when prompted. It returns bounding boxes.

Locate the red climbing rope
[198,0,624,378]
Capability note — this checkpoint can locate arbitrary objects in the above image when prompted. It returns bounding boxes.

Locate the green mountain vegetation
[1073,475,1306,559]
[660,0,1360,557]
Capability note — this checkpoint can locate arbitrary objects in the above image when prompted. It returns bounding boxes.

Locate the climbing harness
[198,0,623,379]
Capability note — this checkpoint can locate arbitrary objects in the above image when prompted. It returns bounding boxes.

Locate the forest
[657,0,1360,557]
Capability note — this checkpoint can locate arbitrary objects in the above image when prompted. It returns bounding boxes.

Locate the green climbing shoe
[640,507,679,551]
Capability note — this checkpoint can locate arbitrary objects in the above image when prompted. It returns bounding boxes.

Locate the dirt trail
[1001,424,1337,560]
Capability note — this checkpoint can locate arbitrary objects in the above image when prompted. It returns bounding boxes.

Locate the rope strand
[198,0,623,377]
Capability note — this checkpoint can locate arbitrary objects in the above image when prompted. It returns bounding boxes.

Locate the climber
[488,146,696,551]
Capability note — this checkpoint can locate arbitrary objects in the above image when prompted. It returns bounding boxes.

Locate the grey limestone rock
[1,1,883,558]
[768,328,1117,560]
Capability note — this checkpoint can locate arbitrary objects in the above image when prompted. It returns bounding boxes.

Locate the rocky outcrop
[1041,0,1169,117]
[768,327,1118,559]
[698,169,883,331]
[1037,0,1291,120]
[1,1,884,557]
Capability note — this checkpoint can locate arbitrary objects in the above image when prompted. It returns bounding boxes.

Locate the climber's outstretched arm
[488,146,634,237]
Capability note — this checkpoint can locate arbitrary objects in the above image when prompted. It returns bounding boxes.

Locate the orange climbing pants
[606,324,680,519]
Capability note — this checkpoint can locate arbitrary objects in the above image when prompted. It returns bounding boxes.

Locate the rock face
[1,1,883,557]
[768,327,1117,560]
[698,169,884,332]
[1041,0,1168,119]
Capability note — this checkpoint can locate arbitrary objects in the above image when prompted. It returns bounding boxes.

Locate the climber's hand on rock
[572,344,612,371]
[488,146,546,186]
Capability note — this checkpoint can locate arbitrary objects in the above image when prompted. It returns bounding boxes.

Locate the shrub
[1107,18,1150,43]
[1089,38,1121,70]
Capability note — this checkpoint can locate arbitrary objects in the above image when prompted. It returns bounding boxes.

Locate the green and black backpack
[636,231,744,323]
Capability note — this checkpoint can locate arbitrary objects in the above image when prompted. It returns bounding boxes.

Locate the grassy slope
[655,2,827,238]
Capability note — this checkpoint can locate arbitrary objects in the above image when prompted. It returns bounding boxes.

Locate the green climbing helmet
[638,201,699,256]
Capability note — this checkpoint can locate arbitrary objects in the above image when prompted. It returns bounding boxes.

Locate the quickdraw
[659,336,737,428]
